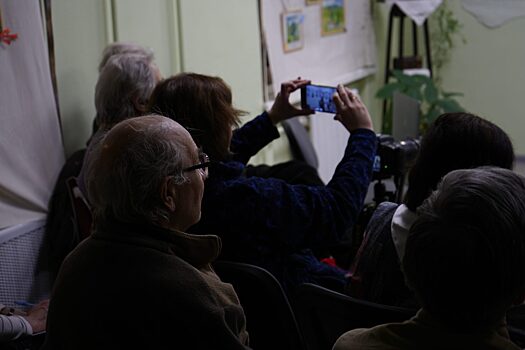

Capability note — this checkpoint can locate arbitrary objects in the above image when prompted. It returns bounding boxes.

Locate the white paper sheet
[261,0,376,97]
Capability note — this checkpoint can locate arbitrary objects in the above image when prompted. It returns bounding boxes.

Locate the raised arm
[204,86,376,248]
[230,79,314,164]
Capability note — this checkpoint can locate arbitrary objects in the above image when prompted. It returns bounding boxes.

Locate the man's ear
[132,94,148,114]
[160,177,177,212]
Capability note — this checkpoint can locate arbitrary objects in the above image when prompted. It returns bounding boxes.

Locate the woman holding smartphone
[149,73,377,294]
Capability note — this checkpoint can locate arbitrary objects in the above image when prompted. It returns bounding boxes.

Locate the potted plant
[376,70,464,134]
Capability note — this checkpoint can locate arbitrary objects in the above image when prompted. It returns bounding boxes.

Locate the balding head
[86,115,197,228]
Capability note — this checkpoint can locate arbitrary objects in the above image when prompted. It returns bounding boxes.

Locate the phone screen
[301,84,337,114]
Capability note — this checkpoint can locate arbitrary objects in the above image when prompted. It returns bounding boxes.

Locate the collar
[391,204,418,260]
[93,220,221,268]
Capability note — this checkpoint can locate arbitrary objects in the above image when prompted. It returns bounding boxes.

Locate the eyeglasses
[183,152,211,177]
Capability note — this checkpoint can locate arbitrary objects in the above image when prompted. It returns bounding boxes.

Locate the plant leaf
[391,70,405,80]
[436,98,464,112]
[412,75,432,85]
[426,106,442,123]
[376,82,403,99]
[424,83,438,104]
[442,91,463,98]
[405,88,422,101]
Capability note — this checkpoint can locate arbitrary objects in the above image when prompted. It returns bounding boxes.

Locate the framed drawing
[282,10,304,53]
[321,0,346,36]
[305,0,321,5]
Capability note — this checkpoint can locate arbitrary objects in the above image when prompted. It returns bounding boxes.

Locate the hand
[268,78,314,124]
[23,299,49,334]
[333,85,373,132]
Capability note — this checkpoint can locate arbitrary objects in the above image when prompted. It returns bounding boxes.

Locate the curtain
[0,0,64,229]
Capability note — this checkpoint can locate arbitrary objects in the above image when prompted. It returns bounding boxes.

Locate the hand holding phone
[301,84,338,114]
[268,78,313,124]
[333,85,373,132]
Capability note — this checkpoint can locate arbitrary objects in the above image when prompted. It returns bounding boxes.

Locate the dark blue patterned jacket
[189,112,377,293]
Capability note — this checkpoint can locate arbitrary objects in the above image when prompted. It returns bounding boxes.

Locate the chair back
[213,261,306,350]
[65,177,93,240]
[282,117,319,169]
[506,304,525,348]
[293,283,416,350]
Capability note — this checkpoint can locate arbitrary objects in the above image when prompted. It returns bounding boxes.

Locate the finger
[294,79,311,89]
[281,81,299,95]
[296,107,315,116]
[346,88,360,102]
[280,83,290,96]
[337,85,353,106]
[286,79,310,93]
[293,78,309,85]
[333,93,345,112]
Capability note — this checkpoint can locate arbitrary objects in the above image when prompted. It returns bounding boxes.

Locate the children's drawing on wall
[282,10,305,53]
[321,0,346,36]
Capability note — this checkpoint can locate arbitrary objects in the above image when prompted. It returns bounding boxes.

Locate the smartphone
[301,84,337,114]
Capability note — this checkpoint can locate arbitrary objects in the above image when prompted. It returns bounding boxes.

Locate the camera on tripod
[372,134,420,180]
[371,134,420,204]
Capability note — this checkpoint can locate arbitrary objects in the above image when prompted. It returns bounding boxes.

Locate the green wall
[53,0,109,155]
[438,1,525,155]
[53,0,263,156]
[367,2,525,154]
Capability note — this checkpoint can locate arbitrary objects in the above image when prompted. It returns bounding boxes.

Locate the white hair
[98,42,154,72]
[94,53,158,127]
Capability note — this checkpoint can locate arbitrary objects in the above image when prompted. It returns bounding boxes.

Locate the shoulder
[365,202,399,238]
[333,325,401,350]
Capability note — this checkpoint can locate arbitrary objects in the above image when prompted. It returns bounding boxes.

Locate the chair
[506,304,525,347]
[282,117,319,170]
[65,177,93,240]
[213,261,306,350]
[293,283,416,350]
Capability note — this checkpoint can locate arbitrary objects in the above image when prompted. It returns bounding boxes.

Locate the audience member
[0,300,49,342]
[45,42,157,274]
[347,112,514,307]
[77,52,162,194]
[42,115,250,350]
[97,41,154,73]
[334,167,525,350]
[149,73,377,293]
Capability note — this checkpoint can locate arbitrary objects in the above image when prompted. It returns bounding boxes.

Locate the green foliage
[377,70,465,133]
[430,0,466,84]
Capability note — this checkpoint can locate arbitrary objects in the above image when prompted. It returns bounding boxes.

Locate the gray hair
[98,42,154,72]
[95,53,158,127]
[403,166,525,331]
[86,115,188,227]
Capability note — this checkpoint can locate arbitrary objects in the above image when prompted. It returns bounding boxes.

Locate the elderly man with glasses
[42,115,250,350]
